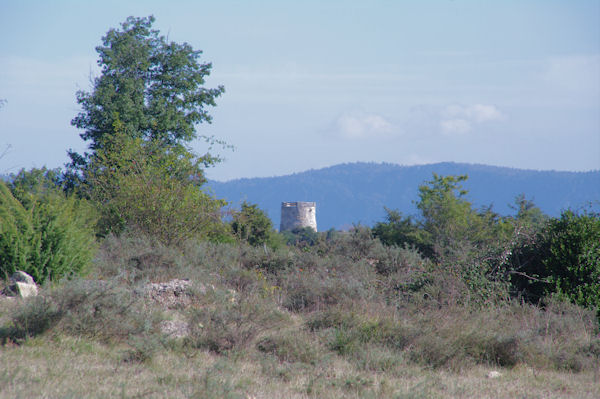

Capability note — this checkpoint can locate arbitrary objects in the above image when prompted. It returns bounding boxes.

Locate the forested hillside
[208,162,600,230]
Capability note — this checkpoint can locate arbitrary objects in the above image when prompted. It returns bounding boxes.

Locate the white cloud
[440,118,472,134]
[439,104,503,135]
[333,111,394,140]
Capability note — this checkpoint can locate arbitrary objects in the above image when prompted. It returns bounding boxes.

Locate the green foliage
[230,201,277,247]
[544,210,600,309]
[63,16,229,246]
[0,170,97,283]
[68,15,225,183]
[372,208,420,250]
[9,167,65,207]
[375,174,512,262]
[512,210,600,310]
[511,194,549,230]
[373,174,524,305]
[508,210,600,309]
[416,174,512,261]
[84,131,226,245]
[281,226,319,247]
[0,181,34,275]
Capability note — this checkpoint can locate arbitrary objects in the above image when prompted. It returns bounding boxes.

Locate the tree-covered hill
[207,162,600,230]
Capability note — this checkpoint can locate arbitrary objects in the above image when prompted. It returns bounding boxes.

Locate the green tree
[373,174,516,304]
[416,174,510,260]
[84,130,225,245]
[9,167,64,208]
[372,207,420,249]
[67,15,225,185]
[510,194,548,231]
[230,202,276,247]
[63,16,230,245]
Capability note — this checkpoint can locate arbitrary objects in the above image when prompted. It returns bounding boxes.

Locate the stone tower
[280,202,317,232]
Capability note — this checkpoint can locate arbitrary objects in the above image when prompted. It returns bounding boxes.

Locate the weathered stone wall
[280,202,317,232]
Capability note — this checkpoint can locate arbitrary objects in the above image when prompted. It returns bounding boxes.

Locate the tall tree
[65,16,228,243]
[68,15,225,180]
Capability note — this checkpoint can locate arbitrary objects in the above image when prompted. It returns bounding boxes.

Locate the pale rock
[14,281,38,298]
[1,271,38,298]
[10,271,35,285]
[487,371,503,379]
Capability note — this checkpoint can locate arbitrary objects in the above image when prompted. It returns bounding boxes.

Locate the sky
[0,0,599,181]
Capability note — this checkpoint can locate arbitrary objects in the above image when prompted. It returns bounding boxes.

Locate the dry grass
[0,335,598,398]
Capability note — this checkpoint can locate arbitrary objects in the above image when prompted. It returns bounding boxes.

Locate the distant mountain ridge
[207,162,600,231]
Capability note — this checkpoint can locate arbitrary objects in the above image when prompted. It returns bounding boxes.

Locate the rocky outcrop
[145,279,197,309]
[144,279,200,338]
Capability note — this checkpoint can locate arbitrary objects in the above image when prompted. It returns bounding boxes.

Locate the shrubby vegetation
[373,173,600,310]
[508,208,600,311]
[229,201,283,248]
[83,129,226,245]
[1,15,599,398]
[2,227,598,397]
[0,169,97,283]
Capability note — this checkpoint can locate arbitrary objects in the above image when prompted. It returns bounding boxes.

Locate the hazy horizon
[1,1,599,180]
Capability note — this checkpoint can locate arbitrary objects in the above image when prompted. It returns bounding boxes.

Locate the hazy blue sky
[1,0,598,181]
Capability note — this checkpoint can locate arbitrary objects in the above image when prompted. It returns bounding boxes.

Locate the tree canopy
[68,15,225,178]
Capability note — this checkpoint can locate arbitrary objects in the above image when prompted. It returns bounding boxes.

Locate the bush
[85,131,226,245]
[372,208,421,251]
[237,244,295,275]
[0,181,34,276]
[1,171,97,283]
[281,265,373,312]
[281,226,319,247]
[52,279,158,341]
[230,201,278,248]
[328,226,378,261]
[543,211,600,309]
[92,229,190,282]
[257,330,322,364]
[307,306,416,354]
[1,295,61,341]
[186,290,287,353]
[510,210,600,311]
[1,277,160,344]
